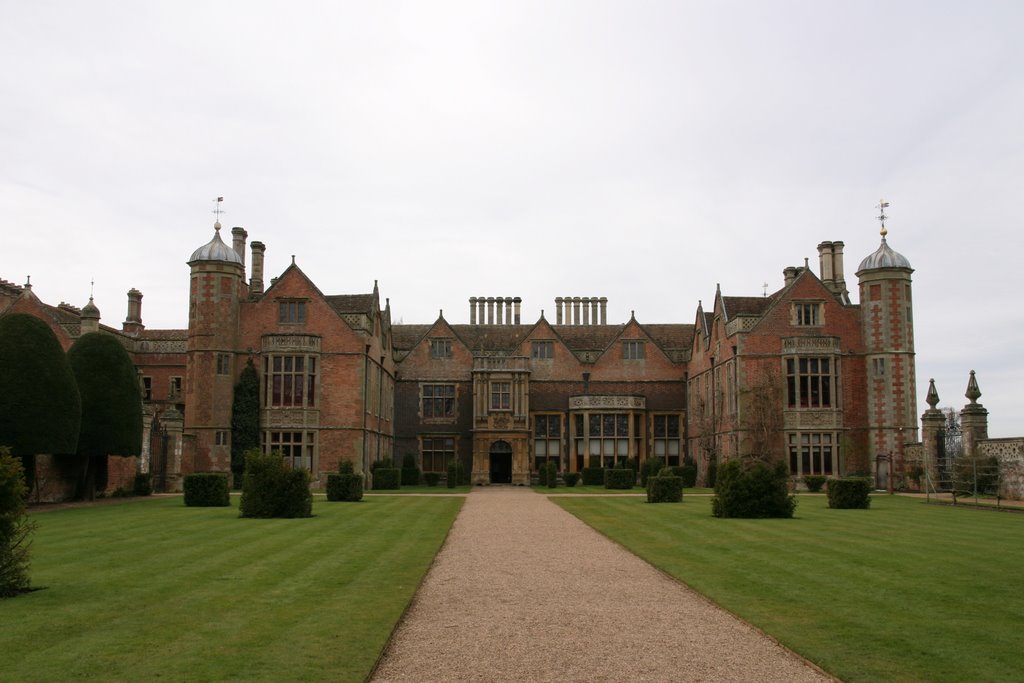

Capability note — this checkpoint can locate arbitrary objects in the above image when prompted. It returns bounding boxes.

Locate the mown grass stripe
[555,494,1024,682]
[4,495,462,683]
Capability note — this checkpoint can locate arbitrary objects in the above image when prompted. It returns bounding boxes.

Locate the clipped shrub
[372,468,401,490]
[457,459,469,485]
[712,460,795,518]
[239,450,312,518]
[803,475,828,493]
[133,473,153,496]
[326,473,363,502]
[537,463,549,487]
[183,473,230,507]
[827,478,871,509]
[401,454,421,486]
[446,461,459,489]
[641,458,665,487]
[563,472,580,488]
[0,447,35,597]
[545,461,558,489]
[581,467,604,486]
[679,457,699,488]
[424,472,441,487]
[647,474,683,503]
[604,468,634,490]
[327,459,364,502]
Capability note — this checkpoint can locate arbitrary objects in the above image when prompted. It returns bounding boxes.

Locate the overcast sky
[2,1,1022,435]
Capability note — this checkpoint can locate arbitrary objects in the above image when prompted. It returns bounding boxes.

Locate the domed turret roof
[189,223,243,265]
[81,297,100,319]
[857,233,911,272]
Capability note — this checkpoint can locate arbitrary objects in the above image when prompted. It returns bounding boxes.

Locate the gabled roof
[391,324,432,352]
[643,324,695,354]
[550,325,625,352]
[721,296,773,319]
[450,325,532,355]
[326,294,375,316]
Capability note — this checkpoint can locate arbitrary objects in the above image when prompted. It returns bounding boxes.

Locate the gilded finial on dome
[876,199,889,238]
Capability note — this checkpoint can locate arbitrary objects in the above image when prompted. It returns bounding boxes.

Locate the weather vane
[876,199,890,237]
[762,281,769,297]
[212,196,225,222]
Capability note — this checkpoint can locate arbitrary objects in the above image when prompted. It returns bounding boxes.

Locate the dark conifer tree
[0,315,82,486]
[67,332,143,497]
[231,359,260,487]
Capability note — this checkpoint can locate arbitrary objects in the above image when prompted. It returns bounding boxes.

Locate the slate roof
[721,296,773,319]
[325,294,375,316]
[391,324,432,351]
[550,325,626,352]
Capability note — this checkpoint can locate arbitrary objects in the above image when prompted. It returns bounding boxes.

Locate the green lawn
[2,495,463,682]
[554,494,1024,682]
[362,484,471,494]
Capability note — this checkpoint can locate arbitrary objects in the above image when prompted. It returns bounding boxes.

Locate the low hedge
[183,473,230,507]
[604,468,634,490]
[545,461,558,489]
[803,475,828,493]
[372,468,401,490]
[647,475,683,503]
[563,472,580,488]
[827,477,871,509]
[446,462,460,489]
[326,473,363,501]
[424,472,441,487]
[581,467,604,486]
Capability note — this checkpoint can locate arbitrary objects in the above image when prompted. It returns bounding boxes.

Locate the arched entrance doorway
[489,441,513,484]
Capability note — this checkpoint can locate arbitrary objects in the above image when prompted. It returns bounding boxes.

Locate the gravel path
[371,487,833,682]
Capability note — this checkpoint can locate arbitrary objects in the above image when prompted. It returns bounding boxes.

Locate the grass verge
[2,494,462,682]
[554,493,1024,682]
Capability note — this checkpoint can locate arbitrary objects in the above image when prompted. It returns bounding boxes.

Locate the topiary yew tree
[0,315,81,479]
[231,359,260,488]
[67,332,143,498]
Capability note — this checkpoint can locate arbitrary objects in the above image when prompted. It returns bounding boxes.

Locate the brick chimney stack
[250,241,265,295]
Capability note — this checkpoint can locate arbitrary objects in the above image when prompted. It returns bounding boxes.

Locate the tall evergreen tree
[67,332,143,498]
[231,359,260,487]
[0,315,81,482]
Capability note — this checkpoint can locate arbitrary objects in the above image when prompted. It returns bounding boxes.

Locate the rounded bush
[183,473,230,507]
[372,468,400,490]
[827,478,871,509]
[647,475,683,503]
[424,472,441,487]
[581,467,604,486]
[239,451,312,518]
[712,460,796,518]
[604,468,634,490]
[326,473,363,501]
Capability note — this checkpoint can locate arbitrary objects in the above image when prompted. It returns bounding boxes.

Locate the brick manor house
[1,219,919,495]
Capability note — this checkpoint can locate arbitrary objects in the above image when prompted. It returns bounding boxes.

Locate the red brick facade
[1,229,918,494]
